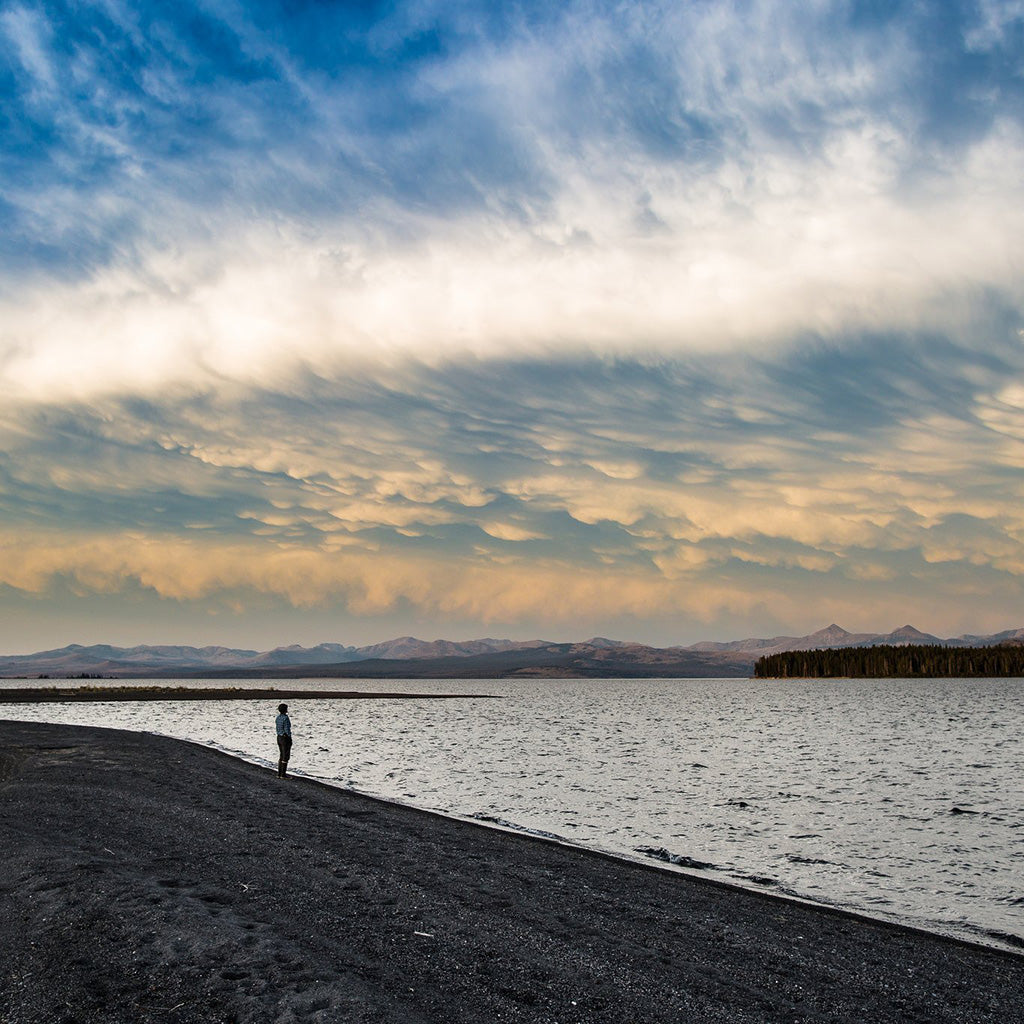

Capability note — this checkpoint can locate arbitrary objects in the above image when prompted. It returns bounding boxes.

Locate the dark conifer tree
[754,643,1024,678]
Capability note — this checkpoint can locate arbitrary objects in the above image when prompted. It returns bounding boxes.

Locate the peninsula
[2,719,1021,1022]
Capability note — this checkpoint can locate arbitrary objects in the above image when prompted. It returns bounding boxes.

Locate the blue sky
[2,0,1024,650]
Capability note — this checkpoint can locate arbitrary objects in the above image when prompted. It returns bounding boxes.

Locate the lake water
[3,676,1022,953]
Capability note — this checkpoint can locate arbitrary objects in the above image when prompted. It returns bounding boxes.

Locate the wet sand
[1,719,1021,1024]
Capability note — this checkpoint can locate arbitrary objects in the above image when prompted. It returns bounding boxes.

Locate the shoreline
[2,719,1022,1023]
[203,735,1023,959]
[7,693,1022,958]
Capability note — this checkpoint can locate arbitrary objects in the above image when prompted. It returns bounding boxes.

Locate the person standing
[275,703,292,778]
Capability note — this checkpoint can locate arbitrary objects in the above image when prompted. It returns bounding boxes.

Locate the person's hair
[278,703,288,713]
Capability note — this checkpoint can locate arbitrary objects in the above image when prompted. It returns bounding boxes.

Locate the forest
[753,643,1024,678]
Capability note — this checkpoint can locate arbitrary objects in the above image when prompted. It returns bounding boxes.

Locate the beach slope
[1,719,1021,1023]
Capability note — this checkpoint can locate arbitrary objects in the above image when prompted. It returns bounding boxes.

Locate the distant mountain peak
[808,624,852,640]
[881,624,941,643]
[582,637,625,648]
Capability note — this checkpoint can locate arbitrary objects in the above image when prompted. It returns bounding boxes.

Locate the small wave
[734,873,778,887]
[787,854,832,865]
[469,813,565,842]
[973,927,1024,950]
[635,846,717,870]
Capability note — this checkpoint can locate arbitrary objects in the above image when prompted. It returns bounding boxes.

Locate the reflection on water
[4,675,1022,952]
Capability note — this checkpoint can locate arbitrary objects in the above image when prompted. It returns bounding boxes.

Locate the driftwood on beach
[1,719,1022,1023]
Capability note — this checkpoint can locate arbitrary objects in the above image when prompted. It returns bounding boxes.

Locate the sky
[2,0,1024,652]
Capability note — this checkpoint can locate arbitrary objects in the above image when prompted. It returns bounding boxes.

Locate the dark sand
[1,720,1021,1024]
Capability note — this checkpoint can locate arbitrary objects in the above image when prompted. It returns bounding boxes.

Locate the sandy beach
[1,719,1022,1024]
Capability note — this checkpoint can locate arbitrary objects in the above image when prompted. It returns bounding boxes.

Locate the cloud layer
[2,0,1024,645]
[4,1,1024,395]
[5,331,1024,644]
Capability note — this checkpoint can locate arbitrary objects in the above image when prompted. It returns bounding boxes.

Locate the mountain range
[3,623,1023,679]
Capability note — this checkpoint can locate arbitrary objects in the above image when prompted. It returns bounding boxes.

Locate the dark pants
[277,735,292,777]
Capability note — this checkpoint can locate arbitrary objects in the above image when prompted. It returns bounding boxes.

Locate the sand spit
[0,687,496,704]
[1,720,1021,1024]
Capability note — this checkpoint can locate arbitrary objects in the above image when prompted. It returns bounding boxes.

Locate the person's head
[278,703,288,714]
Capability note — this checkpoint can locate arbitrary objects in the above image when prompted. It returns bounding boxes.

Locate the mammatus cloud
[3,520,1019,639]
[0,528,771,623]
[3,341,1024,640]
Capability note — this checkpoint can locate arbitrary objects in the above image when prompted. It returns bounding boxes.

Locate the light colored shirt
[276,713,291,737]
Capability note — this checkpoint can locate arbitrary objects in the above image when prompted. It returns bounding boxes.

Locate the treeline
[754,643,1024,678]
